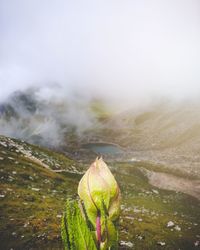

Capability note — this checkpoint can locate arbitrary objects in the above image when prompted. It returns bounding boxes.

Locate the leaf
[61,199,97,250]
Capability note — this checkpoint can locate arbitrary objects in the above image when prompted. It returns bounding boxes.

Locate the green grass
[113,162,200,249]
[0,136,83,249]
[0,136,200,249]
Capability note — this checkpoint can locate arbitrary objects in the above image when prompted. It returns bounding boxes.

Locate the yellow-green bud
[78,157,120,225]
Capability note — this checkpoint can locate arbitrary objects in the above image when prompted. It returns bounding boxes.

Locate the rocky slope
[89,102,200,178]
[0,135,200,249]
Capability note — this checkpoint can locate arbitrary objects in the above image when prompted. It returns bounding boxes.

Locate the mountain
[89,101,200,178]
[0,135,200,249]
[0,89,105,149]
[1,89,200,178]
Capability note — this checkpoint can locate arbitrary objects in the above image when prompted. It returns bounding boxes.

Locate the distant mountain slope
[1,88,200,177]
[0,88,105,149]
[92,102,200,177]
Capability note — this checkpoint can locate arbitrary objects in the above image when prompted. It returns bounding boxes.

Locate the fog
[0,0,200,106]
[0,0,200,146]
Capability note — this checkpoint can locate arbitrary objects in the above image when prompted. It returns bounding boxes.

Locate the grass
[0,136,82,249]
[113,162,200,249]
[0,136,200,249]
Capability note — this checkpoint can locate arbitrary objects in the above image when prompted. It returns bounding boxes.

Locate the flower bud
[78,157,120,225]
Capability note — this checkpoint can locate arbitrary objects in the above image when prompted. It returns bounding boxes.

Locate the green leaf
[61,199,97,250]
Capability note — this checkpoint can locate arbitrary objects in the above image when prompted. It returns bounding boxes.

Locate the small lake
[82,142,124,155]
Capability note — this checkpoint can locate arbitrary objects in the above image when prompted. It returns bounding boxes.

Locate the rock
[8,157,14,160]
[152,189,159,194]
[157,241,166,246]
[31,188,40,192]
[133,208,141,213]
[174,225,181,231]
[24,222,30,228]
[120,241,134,248]
[167,221,175,228]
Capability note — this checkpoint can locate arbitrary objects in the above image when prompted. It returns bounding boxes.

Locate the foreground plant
[61,157,121,250]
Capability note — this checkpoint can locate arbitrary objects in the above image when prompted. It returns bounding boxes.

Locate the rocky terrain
[86,101,200,178]
[0,135,200,249]
[0,90,200,249]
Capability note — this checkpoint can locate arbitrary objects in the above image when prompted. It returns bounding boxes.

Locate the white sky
[0,0,200,104]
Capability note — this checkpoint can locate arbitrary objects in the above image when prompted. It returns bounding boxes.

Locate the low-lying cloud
[0,1,200,147]
[0,86,98,147]
[0,0,199,106]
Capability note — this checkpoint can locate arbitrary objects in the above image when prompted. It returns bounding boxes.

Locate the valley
[0,92,200,249]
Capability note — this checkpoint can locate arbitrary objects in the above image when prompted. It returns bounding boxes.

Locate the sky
[0,0,200,106]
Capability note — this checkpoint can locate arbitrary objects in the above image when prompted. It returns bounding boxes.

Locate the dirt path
[141,168,200,200]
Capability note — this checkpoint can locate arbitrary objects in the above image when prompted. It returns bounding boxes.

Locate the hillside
[1,90,200,180]
[89,102,200,178]
[0,135,200,249]
[0,135,83,249]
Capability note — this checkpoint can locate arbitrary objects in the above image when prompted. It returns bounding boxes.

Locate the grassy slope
[0,136,83,250]
[0,136,200,250]
[113,162,200,249]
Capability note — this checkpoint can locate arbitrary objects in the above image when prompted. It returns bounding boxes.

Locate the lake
[82,142,124,155]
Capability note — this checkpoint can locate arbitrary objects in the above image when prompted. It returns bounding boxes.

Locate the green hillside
[0,135,83,249]
[0,135,200,249]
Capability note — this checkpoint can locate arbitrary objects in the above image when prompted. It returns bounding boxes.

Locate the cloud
[0,0,200,105]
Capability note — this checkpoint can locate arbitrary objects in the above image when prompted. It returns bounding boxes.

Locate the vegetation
[0,136,199,249]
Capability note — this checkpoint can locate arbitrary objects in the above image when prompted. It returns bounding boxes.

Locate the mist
[0,0,200,147]
[0,0,200,105]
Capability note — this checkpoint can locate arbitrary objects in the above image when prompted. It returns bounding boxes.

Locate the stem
[96,210,101,248]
